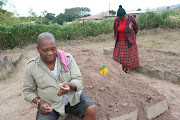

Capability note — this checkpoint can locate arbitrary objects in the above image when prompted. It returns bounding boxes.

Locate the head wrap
[117,5,126,17]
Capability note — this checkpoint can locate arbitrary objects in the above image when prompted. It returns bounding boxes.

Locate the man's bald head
[36,32,57,64]
[37,32,56,47]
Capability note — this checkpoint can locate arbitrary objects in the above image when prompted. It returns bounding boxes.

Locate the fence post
[83,20,86,38]
[146,14,148,29]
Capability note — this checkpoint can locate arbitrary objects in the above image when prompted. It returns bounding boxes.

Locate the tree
[109,10,116,15]
[0,0,7,13]
[52,13,76,25]
[79,7,91,17]
[0,0,7,24]
[41,10,47,17]
[0,0,14,25]
[64,7,91,18]
[0,0,6,7]
[45,13,55,21]
[137,8,141,11]
[28,8,37,17]
[28,8,37,21]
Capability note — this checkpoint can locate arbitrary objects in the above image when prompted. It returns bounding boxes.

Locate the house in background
[79,11,150,22]
[127,9,158,18]
[78,9,158,22]
[79,14,101,21]
[127,11,147,18]
[104,11,147,20]
[79,11,115,21]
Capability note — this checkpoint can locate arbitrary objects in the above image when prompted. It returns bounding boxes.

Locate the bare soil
[0,28,180,120]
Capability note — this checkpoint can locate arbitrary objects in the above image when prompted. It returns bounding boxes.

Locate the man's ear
[37,46,39,52]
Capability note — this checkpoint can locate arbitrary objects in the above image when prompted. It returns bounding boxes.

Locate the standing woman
[113,5,139,73]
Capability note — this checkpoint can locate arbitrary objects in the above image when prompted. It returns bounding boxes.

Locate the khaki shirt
[23,53,83,116]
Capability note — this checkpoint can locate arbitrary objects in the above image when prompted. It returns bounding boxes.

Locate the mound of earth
[1,28,179,120]
[62,47,174,120]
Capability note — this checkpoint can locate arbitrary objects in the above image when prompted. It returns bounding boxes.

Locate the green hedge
[0,20,114,50]
[137,10,180,29]
[1,9,180,50]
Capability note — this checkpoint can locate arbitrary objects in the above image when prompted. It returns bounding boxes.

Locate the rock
[143,98,168,119]
[0,56,15,80]
[99,86,106,91]
[0,54,23,80]
[103,47,114,55]
[164,70,180,84]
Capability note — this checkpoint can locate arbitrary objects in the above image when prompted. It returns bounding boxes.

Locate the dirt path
[0,28,180,120]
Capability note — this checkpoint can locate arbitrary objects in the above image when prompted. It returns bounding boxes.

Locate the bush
[0,19,114,50]
[137,11,162,29]
[0,25,13,49]
[137,9,180,30]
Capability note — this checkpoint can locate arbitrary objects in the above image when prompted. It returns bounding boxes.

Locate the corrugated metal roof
[79,12,113,21]
[79,14,100,20]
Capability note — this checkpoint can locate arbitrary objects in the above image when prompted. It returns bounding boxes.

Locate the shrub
[137,11,162,29]
[0,19,114,50]
[137,9,180,30]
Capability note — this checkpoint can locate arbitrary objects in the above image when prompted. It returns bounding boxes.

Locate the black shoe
[122,69,128,73]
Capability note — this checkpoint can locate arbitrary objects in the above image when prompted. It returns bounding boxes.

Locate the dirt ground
[0,28,180,120]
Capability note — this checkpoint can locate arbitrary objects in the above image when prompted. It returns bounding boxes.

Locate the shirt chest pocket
[33,71,55,88]
[60,71,71,82]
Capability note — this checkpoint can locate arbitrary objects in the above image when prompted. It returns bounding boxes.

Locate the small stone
[114,109,119,112]
[18,93,22,96]
[123,103,128,106]
[108,104,113,108]
[146,96,153,102]
[99,87,106,91]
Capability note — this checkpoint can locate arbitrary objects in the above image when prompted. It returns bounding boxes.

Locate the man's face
[37,39,57,64]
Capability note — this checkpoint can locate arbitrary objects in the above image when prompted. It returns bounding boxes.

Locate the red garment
[113,41,139,69]
[118,19,127,41]
[113,15,139,69]
[113,15,138,45]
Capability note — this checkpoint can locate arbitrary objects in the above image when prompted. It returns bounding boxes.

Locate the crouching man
[23,32,97,120]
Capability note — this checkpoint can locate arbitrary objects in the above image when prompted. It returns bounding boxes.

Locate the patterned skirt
[113,40,139,69]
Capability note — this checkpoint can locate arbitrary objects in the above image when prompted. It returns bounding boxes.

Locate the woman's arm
[131,16,139,33]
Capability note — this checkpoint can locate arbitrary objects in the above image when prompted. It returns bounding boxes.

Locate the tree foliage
[45,13,55,21]
[137,8,141,11]
[28,8,37,17]
[0,0,7,13]
[64,7,91,18]
[0,0,15,25]
[41,10,47,17]
[109,10,116,15]
[52,13,76,25]
[0,0,6,7]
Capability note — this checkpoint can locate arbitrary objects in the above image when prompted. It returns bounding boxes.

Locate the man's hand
[39,101,53,114]
[57,82,70,96]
